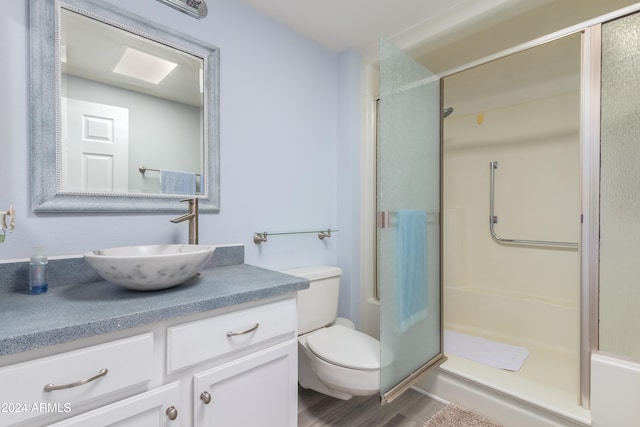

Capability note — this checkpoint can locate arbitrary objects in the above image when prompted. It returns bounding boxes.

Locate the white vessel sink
[84,244,215,291]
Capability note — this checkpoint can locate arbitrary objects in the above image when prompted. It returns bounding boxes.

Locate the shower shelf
[489,161,578,249]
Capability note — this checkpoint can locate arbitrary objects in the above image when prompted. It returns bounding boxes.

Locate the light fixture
[113,47,178,85]
[156,0,208,19]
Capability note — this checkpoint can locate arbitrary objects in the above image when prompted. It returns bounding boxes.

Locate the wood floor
[298,386,446,427]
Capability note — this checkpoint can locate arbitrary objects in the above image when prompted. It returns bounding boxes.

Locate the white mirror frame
[30,0,220,212]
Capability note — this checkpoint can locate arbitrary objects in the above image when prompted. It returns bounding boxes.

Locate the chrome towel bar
[489,161,578,249]
[253,229,338,244]
[377,211,439,229]
[139,166,201,177]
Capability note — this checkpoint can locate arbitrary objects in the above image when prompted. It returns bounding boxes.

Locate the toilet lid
[306,325,380,370]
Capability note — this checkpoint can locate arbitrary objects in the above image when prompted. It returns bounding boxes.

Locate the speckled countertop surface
[0,264,308,356]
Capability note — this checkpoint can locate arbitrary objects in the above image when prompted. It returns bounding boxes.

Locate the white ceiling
[237,0,640,118]
[237,0,537,52]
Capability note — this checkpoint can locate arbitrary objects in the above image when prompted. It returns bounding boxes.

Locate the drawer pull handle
[226,323,259,337]
[200,391,212,404]
[166,406,178,421]
[43,368,108,392]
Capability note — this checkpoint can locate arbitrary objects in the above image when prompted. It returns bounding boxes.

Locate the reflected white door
[62,98,129,193]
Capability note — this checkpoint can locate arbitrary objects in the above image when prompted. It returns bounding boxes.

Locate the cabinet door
[193,340,297,427]
[49,382,180,427]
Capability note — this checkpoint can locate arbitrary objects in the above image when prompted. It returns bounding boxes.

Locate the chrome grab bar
[489,161,578,249]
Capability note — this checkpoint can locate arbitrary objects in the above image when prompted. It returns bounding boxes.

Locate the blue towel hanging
[160,169,196,195]
[395,209,429,332]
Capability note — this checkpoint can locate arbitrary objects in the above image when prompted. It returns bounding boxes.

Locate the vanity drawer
[0,333,153,427]
[167,297,297,372]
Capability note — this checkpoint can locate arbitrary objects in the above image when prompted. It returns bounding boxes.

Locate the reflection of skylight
[113,47,178,85]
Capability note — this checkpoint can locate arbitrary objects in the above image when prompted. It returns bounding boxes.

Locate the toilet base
[298,347,355,400]
[298,324,380,401]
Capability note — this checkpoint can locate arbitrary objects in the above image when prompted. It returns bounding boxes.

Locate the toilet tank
[282,266,342,335]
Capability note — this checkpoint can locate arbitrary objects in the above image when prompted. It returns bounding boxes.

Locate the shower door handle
[377,211,391,229]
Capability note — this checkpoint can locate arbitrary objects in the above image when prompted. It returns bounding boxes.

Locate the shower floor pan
[445,332,586,420]
[425,285,589,426]
[419,332,590,426]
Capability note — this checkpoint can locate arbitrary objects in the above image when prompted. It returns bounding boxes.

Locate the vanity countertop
[0,264,308,356]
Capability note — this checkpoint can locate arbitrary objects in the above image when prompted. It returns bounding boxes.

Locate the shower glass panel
[599,12,640,361]
[377,38,445,402]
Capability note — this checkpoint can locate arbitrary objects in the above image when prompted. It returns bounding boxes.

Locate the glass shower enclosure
[377,38,445,403]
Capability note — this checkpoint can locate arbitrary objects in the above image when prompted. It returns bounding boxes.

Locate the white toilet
[284,266,380,400]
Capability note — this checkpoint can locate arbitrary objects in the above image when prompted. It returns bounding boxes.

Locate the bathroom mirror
[30,0,220,212]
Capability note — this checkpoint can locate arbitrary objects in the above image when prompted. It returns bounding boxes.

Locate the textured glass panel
[378,38,441,397]
[600,12,640,360]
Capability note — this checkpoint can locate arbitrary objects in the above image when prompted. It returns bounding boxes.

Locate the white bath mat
[444,330,529,371]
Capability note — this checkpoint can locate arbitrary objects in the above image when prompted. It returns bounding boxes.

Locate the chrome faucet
[171,198,199,244]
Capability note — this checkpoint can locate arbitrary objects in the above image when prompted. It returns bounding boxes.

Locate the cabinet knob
[166,406,178,421]
[200,391,212,404]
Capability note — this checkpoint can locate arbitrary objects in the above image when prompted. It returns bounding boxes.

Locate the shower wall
[443,90,580,355]
[599,11,640,362]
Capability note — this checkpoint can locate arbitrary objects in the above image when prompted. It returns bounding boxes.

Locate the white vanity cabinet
[0,295,299,427]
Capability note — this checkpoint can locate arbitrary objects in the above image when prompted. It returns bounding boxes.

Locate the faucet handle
[172,198,199,245]
[179,198,199,210]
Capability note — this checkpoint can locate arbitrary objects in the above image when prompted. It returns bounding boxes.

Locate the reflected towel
[396,210,429,332]
[160,170,196,195]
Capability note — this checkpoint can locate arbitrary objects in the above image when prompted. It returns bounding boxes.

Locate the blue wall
[0,0,362,320]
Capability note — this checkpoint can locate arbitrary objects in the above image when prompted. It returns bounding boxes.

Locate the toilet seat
[305,325,380,371]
